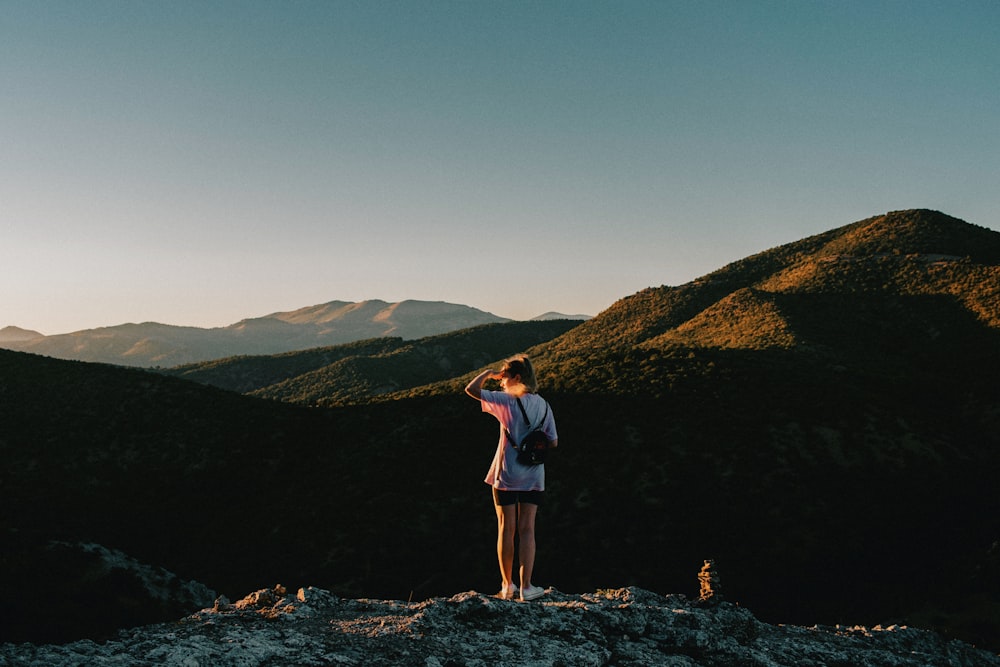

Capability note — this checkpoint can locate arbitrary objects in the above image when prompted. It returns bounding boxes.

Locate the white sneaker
[520,585,545,601]
[498,584,519,600]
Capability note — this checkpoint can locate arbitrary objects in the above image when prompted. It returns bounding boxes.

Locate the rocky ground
[1,585,997,667]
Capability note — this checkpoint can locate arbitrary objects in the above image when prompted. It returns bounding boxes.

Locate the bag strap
[505,396,548,447]
[514,396,531,426]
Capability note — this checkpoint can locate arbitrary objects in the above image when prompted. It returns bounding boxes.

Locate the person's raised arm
[465,369,501,400]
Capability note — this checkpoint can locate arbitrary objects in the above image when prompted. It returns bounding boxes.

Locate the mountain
[531,209,999,361]
[3,585,997,667]
[0,325,43,343]
[160,320,583,404]
[0,300,510,367]
[531,311,593,321]
[2,209,998,651]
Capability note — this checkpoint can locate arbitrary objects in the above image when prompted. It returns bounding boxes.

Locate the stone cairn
[698,559,722,604]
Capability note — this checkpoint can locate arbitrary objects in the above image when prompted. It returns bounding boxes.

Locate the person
[464,354,558,601]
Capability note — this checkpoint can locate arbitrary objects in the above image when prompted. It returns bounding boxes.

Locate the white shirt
[480,390,558,491]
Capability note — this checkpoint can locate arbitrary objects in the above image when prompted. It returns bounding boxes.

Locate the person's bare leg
[517,503,538,589]
[496,503,517,593]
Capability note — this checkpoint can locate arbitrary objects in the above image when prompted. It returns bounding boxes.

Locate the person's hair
[502,354,538,393]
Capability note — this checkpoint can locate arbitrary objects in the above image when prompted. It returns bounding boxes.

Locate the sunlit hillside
[531,209,1000,389]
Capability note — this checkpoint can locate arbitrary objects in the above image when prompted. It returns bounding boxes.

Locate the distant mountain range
[0,300,590,367]
[2,209,998,651]
[0,325,43,343]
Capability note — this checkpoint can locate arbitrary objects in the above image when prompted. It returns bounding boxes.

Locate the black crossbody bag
[504,396,552,466]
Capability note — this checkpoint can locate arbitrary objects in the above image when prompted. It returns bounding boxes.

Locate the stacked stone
[698,559,722,603]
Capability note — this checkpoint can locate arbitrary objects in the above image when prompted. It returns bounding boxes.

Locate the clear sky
[2,1,998,334]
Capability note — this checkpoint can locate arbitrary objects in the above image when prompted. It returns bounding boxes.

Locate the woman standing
[465,354,558,601]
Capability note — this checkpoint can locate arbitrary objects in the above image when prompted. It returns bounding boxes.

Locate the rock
[0,586,997,666]
[697,559,722,604]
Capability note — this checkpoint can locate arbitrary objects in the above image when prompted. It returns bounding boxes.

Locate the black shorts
[493,488,544,507]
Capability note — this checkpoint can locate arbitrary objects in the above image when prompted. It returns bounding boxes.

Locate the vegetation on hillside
[162,337,408,393]
[162,320,582,406]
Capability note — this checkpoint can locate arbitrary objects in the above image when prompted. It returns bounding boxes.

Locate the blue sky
[2,1,998,334]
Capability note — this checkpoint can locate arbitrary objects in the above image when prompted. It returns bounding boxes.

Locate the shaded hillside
[3,210,999,652]
[161,337,408,394]
[0,299,509,367]
[163,320,581,406]
[0,348,329,643]
[537,210,1000,647]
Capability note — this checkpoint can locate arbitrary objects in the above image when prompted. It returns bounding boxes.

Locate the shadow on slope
[161,320,582,405]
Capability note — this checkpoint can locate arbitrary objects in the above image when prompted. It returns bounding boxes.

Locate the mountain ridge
[163,209,1000,405]
[523,209,999,386]
[0,325,44,343]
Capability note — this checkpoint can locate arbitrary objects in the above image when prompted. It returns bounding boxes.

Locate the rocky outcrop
[1,541,217,646]
[2,586,996,667]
